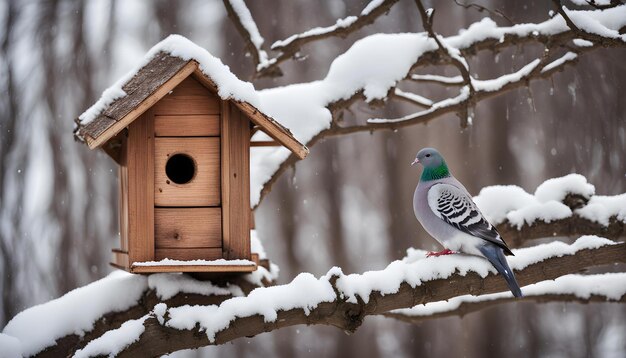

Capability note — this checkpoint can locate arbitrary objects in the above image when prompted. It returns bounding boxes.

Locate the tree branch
[384,273,626,324]
[112,243,625,356]
[222,0,280,77]
[256,0,400,78]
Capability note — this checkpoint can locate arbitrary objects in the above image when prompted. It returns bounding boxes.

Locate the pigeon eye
[426,154,431,157]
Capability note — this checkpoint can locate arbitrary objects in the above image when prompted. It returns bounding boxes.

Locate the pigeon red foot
[426,248,455,257]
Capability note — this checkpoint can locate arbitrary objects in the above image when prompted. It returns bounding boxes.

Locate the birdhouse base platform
[120,254,260,274]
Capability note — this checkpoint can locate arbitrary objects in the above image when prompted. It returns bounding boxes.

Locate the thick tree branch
[34,277,267,358]
[110,243,626,356]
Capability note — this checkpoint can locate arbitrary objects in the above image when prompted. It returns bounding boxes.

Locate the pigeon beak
[411,158,419,166]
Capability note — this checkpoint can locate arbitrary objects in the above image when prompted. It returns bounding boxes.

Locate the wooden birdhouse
[74,43,308,274]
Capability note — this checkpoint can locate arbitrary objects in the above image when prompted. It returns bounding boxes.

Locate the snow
[154,303,167,325]
[410,74,463,84]
[73,315,149,358]
[471,174,618,229]
[0,333,21,358]
[132,258,256,267]
[541,52,578,73]
[269,0,387,50]
[166,272,337,342]
[534,173,595,202]
[391,273,626,318]
[473,59,541,92]
[394,88,433,107]
[148,273,245,300]
[577,193,626,226]
[573,38,594,47]
[250,229,267,259]
[1,271,147,357]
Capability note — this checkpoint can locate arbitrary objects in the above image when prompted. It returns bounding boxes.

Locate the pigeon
[412,147,523,298]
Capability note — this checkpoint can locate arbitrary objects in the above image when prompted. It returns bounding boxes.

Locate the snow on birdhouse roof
[74,35,308,160]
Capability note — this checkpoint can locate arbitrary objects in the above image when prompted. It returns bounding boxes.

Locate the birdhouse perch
[73,36,308,274]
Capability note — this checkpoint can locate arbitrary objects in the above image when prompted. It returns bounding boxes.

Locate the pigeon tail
[479,244,523,298]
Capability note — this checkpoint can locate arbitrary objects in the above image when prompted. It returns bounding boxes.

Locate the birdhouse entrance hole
[165,153,196,184]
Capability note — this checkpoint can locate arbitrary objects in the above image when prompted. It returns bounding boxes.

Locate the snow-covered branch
[255,0,400,78]
[222,0,277,76]
[385,273,626,324]
[475,174,626,247]
[4,237,625,357]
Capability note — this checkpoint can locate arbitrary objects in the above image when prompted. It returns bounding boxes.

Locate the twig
[415,0,475,127]
[256,0,400,78]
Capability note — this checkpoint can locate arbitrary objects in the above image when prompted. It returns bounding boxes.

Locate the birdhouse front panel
[114,74,253,270]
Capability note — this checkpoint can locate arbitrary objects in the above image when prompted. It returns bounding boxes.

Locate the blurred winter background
[0,0,625,357]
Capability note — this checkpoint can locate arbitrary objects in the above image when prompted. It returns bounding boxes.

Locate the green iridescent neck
[421,162,450,181]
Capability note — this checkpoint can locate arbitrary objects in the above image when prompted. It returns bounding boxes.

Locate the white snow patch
[392,273,626,317]
[2,271,147,357]
[154,303,167,325]
[573,38,594,47]
[250,229,267,259]
[534,173,595,202]
[166,272,336,342]
[0,333,21,358]
[541,52,578,73]
[73,315,149,358]
[473,59,541,92]
[148,273,244,300]
[473,174,609,229]
[576,193,626,226]
[132,258,255,267]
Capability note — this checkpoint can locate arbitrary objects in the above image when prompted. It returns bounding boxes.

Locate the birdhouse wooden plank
[154,115,220,137]
[154,207,222,249]
[72,40,309,274]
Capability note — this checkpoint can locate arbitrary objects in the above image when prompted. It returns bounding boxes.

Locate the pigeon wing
[427,183,514,255]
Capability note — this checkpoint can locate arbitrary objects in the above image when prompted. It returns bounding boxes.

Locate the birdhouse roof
[74,35,308,160]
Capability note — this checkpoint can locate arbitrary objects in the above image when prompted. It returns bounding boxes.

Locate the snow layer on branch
[226,0,269,68]
[337,236,614,304]
[541,52,578,73]
[1,271,147,357]
[534,173,595,202]
[391,272,626,318]
[269,0,386,50]
[472,174,613,228]
[0,333,21,358]
[79,34,261,125]
[166,272,337,342]
[577,193,626,226]
[73,315,149,358]
[148,274,245,300]
[160,236,613,343]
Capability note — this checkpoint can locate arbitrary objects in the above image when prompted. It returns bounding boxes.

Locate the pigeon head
[412,148,450,181]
